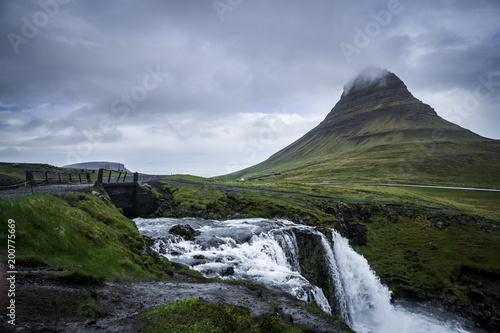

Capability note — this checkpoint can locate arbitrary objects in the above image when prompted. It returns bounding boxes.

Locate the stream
[134,217,483,333]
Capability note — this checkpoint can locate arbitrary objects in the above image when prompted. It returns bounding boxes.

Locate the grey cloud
[1,0,499,173]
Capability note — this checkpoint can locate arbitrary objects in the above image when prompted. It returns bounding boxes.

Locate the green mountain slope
[225,68,500,187]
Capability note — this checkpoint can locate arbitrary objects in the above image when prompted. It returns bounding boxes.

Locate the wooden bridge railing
[96,168,138,184]
[23,168,138,187]
[25,170,94,186]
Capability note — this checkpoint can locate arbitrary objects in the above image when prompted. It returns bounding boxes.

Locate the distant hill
[224,68,500,188]
[63,161,131,173]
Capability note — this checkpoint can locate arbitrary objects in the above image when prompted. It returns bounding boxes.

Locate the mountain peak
[341,67,410,99]
[343,67,390,95]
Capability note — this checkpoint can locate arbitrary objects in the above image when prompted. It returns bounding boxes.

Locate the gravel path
[0,184,94,200]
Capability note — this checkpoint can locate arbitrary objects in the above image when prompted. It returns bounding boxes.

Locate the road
[0,183,94,200]
[314,181,500,192]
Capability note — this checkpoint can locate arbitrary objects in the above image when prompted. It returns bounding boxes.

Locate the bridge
[1,168,157,218]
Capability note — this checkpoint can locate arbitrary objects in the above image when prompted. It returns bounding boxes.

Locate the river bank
[0,261,353,332]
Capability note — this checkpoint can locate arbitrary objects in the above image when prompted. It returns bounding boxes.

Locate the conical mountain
[226,68,500,187]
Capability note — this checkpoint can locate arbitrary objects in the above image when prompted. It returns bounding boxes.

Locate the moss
[140,297,252,333]
[52,270,105,286]
[15,255,49,268]
[140,297,317,333]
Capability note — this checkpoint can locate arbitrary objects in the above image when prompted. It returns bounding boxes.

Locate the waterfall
[135,217,476,333]
[327,230,393,332]
[320,229,474,333]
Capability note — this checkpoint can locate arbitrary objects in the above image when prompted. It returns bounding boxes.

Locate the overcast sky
[1,0,499,176]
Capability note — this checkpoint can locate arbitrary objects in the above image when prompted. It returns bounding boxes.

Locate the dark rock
[356,207,373,222]
[469,289,485,302]
[382,205,398,222]
[293,228,339,315]
[280,313,293,323]
[169,224,201,241]
[349,223,367,246]
[221,266,234,276]
[192,254,206,260]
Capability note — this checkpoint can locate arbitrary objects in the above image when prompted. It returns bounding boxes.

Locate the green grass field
[209,178,500,221]
[0,193,172,280]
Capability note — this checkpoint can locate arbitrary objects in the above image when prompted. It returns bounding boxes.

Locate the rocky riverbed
[0,262,353,332]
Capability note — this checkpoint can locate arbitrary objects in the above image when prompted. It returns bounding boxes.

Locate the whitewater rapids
[135,217,481,333]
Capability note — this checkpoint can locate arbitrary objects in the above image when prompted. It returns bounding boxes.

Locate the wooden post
[58,172,62,184]
[123,172,127,182]
[108,170,112,183]
[78,173,82,183]
[45,171,49,185]
[26,171,35,194]
[26,171,35,185]
[133,172,138,184]
[86,173,91,183]
[68,173,73,183]
[97,169,104,183]
[116,171,122,183]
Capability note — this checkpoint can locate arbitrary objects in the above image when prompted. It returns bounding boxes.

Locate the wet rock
[349,223,367,247]
[468,289,485,302]
[193,254,206,260]
[169,224,201,241]
[280,313,293,323]
[293,228,339,315]
[221,266,234,276]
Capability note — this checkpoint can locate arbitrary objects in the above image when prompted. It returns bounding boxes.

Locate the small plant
[77,291,102,317]
[53,271,105,286]
[15,255,48,268]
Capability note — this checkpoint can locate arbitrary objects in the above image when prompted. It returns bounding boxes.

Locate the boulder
[169,224,201,241]
[221,266,234,276]
[468,289,485,302]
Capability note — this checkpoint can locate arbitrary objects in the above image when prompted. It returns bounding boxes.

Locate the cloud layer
[1,0,499,176]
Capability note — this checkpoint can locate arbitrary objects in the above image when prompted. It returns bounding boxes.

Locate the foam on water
[135,217,479,333]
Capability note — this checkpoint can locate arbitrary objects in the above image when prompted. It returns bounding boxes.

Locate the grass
[161,181,330,223]
[0,193,173,280]
[77,290,102,317]
[355,212,500,300]
[53,271,105,286]
[165,174,212,182]
[209,178,500,221]
[140,297,318,333]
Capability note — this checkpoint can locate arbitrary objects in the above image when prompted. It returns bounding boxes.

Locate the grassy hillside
[0,193,172,280]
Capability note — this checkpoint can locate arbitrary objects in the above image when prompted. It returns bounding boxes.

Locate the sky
[0,0,499,177]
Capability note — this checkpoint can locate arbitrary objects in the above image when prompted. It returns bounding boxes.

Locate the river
[134,217,484,333]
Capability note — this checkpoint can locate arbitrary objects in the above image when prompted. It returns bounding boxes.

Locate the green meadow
[0,193,173,280]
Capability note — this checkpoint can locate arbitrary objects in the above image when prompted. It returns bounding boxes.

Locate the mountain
[225,68,500,187]
[63,161,131,173]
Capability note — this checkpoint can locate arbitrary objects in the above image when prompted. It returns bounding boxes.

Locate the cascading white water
[135,217,478,333]
[325,229,477,333]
